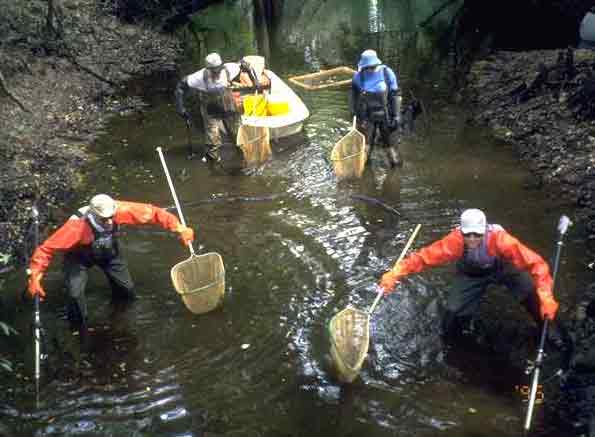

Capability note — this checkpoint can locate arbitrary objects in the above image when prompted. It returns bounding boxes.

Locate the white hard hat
[89,194,116,218]
[460,208,487,234]
[205,52,223,69]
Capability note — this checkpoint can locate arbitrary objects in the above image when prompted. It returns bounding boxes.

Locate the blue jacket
[351,65,399,122]
[352,65,398,95]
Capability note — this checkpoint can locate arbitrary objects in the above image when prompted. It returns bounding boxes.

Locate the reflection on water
[0,1,585,436]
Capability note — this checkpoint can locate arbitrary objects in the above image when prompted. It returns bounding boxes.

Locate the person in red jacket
[27,194,195,331]
[379,209,560,337]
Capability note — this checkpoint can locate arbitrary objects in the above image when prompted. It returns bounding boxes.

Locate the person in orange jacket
[27,194,195,331]
[379,209,560,337]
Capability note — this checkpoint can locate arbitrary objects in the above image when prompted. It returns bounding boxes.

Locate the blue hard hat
[358,49,382,69]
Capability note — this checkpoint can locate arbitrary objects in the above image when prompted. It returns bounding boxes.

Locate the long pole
[31,205,41,404]
[156,146,195,256]
[369,224,422,314]
[523,215,571,433]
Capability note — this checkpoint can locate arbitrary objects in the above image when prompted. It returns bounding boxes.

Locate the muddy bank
[0,1,182,272]
[465,48,595,246]
[465,48,595,435]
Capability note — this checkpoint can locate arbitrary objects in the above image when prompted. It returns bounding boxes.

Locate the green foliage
[178,1,254,66]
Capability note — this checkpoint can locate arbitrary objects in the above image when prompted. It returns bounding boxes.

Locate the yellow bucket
[266,95,290,116]
[243,95,267,116]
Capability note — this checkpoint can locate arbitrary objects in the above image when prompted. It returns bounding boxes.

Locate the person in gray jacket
[175,52,259,163]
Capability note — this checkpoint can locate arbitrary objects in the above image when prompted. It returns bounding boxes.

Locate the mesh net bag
[330,127,367,180]
[328,307,370,383]
[171,253,225,314]
[237,125,271,167]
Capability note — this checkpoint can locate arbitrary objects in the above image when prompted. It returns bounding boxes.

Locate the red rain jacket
[29,201,181,274]
[396,227,555,304]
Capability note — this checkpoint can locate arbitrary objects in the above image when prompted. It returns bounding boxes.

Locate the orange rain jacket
[29,201,182,275]
[393,226,555,305]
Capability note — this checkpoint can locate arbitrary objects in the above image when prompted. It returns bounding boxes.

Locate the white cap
[89,194,116,218]
[460,208,487,234]
[205,52,223,69]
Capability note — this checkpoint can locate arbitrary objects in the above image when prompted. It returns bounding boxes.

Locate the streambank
[0,2,182,273]
[465,48,595,247]
[465,47,595,435]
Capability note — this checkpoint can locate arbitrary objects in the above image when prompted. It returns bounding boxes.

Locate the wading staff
[523,215,572,434]
[31,205,42,404]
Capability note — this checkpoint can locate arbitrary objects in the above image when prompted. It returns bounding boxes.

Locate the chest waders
[198,68,241,162]
[456,227,499,276]
[443,226,535,337]
[64,214,133,331]
[354,67,402,166]
[355,66,390,125]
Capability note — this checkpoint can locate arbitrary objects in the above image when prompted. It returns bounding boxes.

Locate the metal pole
[31,205,41,403]
[523,215,571,433]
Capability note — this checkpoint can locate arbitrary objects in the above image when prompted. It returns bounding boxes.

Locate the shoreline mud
[465,48,595,248]
[0,3,182,272]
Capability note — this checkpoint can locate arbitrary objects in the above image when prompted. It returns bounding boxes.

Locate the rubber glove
[539,292,559,320]
[378,263,405,295]
[27,269,46,301]
[177,224,195,247]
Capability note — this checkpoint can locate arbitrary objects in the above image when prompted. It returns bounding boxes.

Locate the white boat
[240,70,309,141]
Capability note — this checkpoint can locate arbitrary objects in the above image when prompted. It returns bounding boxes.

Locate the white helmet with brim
[460,208,487,234]
[205,52,223,70]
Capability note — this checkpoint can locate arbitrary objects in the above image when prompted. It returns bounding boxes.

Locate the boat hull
[240,70,309,140]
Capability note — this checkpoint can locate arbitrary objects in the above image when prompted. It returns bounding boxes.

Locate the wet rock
[556,289,595,436]
[466,48,595,244]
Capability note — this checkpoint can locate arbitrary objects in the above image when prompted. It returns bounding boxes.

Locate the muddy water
[0,1,590,436]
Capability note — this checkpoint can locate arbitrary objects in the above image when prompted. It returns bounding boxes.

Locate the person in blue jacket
[351,49,402,167]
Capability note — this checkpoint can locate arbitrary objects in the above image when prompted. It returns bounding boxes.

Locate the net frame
[289,66,357,90]
[328,306,370,383]
[236,124,272,167]
[171,252,225,314]
[327,224,422,383]
[330,117,367,180]
[157,146,226,315]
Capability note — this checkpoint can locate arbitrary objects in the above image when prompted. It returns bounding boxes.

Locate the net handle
[369,223,422,314]
[156,146,195,256]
